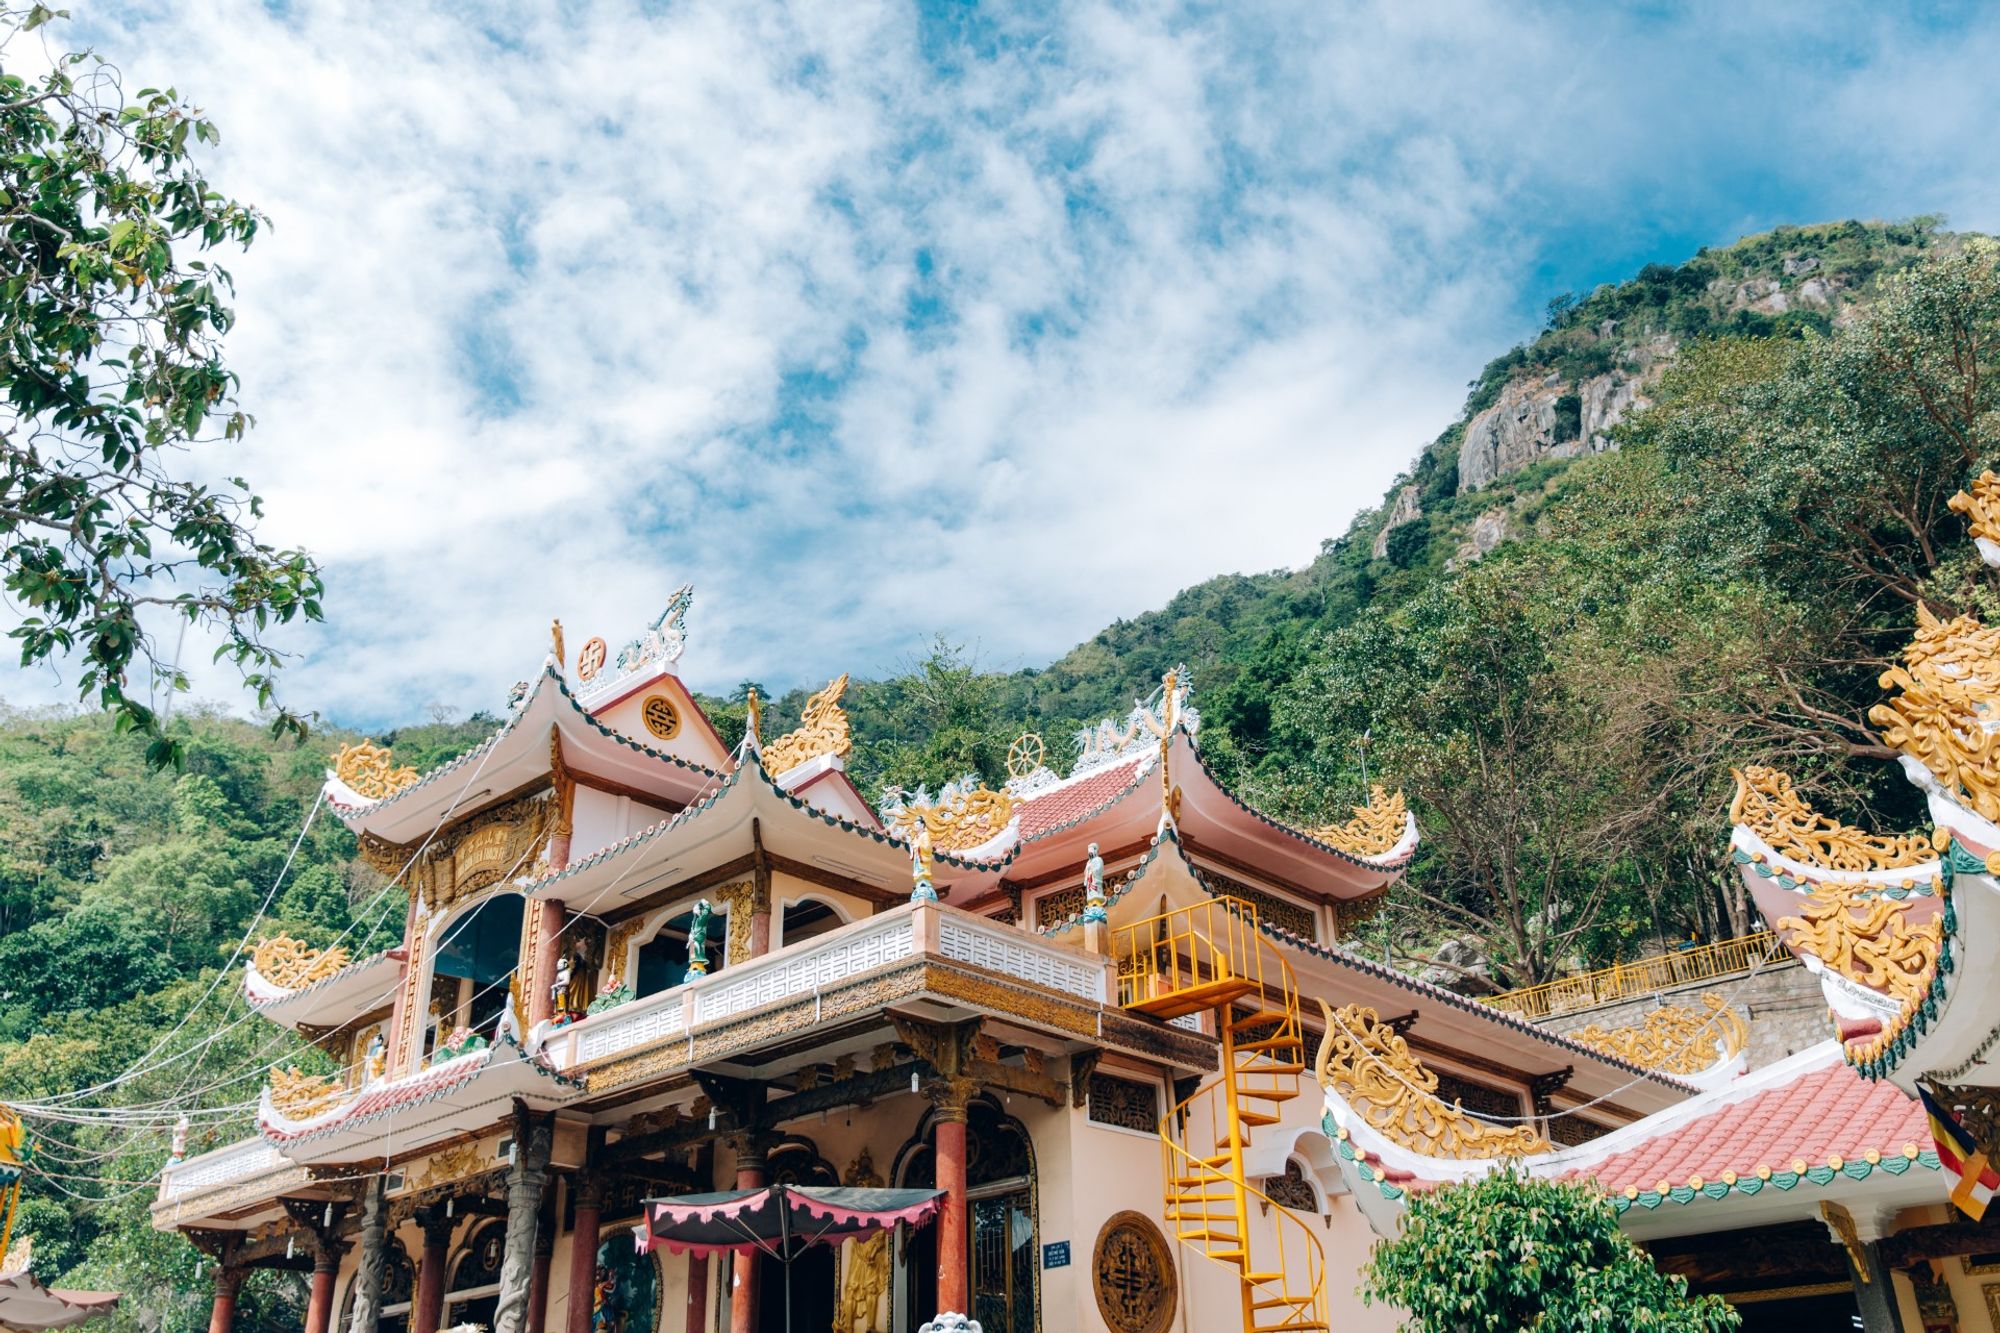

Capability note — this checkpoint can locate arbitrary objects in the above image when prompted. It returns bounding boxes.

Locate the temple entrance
[442,1220,506,1331]
[755,1138,839,1332]
[336,1238,414,1333]
[893,1097,1038,1333]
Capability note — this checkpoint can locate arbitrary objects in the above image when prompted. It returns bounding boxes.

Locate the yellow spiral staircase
[1115,897,1327,1333]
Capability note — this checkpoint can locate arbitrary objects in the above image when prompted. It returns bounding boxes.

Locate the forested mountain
[4,220,1996,1322]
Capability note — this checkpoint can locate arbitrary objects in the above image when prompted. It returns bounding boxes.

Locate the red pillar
[748,907,772,959]
[303,1250,339,1333]
[529,900,566,1027]
[685,1254,709,1333]
[207,1267,243,1333]
[413,1213,451,1333]
[527,1235,552,1333]
[935,1103,971,1316]
[565,1183,602,1333]
[730,1147,768,1333]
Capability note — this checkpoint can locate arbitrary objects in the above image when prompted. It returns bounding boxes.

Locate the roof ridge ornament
[1070,665,1199,780]
[1567,993,1748,1075]
[1949,470,2000,567]
[572,583,694,702]
[330,740,420,803]
[881,775,1018,853]
[1310,785,1409,857]
[763,674,853,776]
[1728,765,1933,870]
[1868,603,2000,822]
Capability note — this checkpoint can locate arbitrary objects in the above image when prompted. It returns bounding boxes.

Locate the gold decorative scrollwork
[1307,786,1409,858]
[605,918,648,991]
[1568,993,1748,1075]
[422,792,556,909]
[763,674,853,776]
[1868,604,2000,823]
[332,741,420,801]
[252,934,354,989]
[883,775,1017,852]
[411,1140,491,1191]
[1950,471,2000,549]
[1314,1000,1548,1158]
[269,1067,347,1120]
[714,882,763,966]
[1776,884,1941,1006]
[1728,765,1934,870]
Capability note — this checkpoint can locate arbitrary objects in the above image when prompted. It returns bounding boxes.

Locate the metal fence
[1481,931,1783,1020]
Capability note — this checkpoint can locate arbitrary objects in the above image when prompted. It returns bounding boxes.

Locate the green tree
[1362,1165,1738,1331]
[0,7,321,768]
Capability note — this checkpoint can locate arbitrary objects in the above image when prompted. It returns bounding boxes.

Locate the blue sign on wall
[1042,1241,1072,1269]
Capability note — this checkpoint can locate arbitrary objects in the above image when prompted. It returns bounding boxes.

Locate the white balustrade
[694,915,917,1024]
[574,993,688,1063]
[937,917,1107,1003]
[160,1137,287,1200]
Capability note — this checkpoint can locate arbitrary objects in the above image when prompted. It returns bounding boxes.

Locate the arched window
[431,892,526,1047]
[442,1220,508,1331]
[777,897,846,948]
[633,904,726,999]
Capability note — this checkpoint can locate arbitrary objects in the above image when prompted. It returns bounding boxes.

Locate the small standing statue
[169,1112,190,1165]
[909,822,938,903]
[1082,842,1107,924]
[550,951,575,1017]
[687,899,713,977]
[364,1031,388,1082]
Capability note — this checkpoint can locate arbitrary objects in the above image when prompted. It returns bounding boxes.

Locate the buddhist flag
[1922,1085,1999,1221]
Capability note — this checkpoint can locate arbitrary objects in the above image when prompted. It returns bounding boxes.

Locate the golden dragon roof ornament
[1314,1000,1548,1158]
[1308,785,1408,857]
[1949,470,2000,550]
[332,740,420,801]
[763,674,853,776]
[252,935,355,990]
[268,1067,347,1120]
[882,775,1017,853]
[1868,604,2000,822]
[1567,993,1748,1075]
[1727,766,1933,871]
[1776,883,1941,1006]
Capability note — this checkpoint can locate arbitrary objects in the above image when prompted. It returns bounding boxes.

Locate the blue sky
[10,1,2000,727]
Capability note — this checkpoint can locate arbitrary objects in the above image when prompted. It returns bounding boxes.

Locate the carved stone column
[303,1243,341,1333]
[206,1265,244,1333]
[564,1175,604,1333]
[412,1208,453,1333]
[527,1199,555,1333]
[493,1112,554,1333]
[349,1176,390,1333]
[929,1079,977,1318]
[729,1137,772,1333]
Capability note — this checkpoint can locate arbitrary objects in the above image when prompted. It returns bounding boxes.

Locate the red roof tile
[1565,1060,1925,1195]
[1015,760,1147,841]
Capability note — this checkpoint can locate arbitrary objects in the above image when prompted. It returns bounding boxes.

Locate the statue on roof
[909,823,938,903]
[615,583,693,675]
[1082,843,1107,924]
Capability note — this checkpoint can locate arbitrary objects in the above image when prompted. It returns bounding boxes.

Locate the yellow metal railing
[1115,898,1328,1333]
[1483,931,1781,1020]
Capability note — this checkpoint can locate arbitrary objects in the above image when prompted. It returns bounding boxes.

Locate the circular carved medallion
[1006,731,1045,780]
[1092,1211,1176,1333]
[576,636,608,681]
[641,695,681,740]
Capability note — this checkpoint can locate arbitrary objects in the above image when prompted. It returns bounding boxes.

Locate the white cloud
[5,0,1999,726]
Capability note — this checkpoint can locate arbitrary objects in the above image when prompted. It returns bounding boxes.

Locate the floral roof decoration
[1566,994,1747,1077]
[332,741,420,802]
[1307,786,1409,859]
[250,935,352,991]
[1314,1000,1549,1158]
[1728,766,1935,871]
[1868,604,2000,823]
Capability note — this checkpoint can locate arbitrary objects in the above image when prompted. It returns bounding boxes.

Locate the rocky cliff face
[1371,483,1423,558]
[1457,337,1674,493]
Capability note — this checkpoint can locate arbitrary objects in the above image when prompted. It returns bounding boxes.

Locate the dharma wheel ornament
[1006,731,1045,781]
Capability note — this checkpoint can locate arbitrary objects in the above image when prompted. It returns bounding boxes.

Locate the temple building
[153,528,2000,1332]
